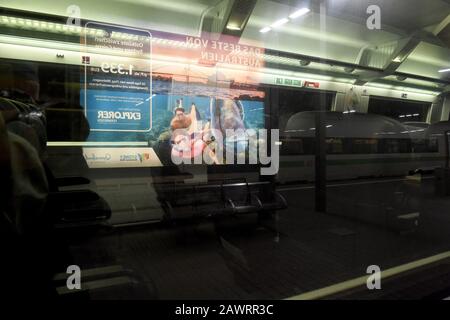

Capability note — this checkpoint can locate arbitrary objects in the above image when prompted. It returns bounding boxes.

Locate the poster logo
[119,152,150,163]
[82,56,90,64]
[138,153,150,162]
[83,148,162,168]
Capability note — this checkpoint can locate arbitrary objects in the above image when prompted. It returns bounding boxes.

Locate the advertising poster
[81,25,265,168]
[148,73,265,165]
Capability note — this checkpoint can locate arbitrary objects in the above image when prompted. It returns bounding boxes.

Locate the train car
[277,111,443,183]
[423,121,450,169]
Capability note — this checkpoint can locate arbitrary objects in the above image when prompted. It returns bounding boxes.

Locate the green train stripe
[281,156,446,167]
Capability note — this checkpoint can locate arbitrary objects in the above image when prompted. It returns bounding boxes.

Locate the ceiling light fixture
[226,24,241,31]
[260,7,309,34]
[289,8,310,19]
[270,18,289,28]
[259,26,271,33]
[438,68,450,73]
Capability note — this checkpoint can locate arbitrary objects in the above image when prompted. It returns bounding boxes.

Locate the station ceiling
[1,0,449,88]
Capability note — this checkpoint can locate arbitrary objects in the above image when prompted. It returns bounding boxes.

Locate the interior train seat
[0,113,57,298]
[0,97,111,231]
[158,176,287,221]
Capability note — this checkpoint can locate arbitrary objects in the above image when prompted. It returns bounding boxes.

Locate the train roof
[403,122,430,129]
[284,111,410,138]
[403,122,428,139]
[426,121,450,137]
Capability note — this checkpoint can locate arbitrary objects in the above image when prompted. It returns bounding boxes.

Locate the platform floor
[62,175,450,299]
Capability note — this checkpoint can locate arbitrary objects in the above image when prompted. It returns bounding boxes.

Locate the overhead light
[392,56,402,63]
[438,68,450,73]
[289,8,310,19]
[260,8,309,34]
[270,18,289,28]
[226,24,241,31]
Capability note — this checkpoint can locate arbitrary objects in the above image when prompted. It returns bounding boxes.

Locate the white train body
[278,111,446,183]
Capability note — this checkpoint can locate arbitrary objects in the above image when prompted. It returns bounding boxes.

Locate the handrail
[159,180,271,192]
[445,130,450,169]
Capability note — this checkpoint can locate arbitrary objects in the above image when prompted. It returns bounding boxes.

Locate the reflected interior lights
[0,15,204,49]
[259,7,310,33]
[289,8,310,19]
[0,15,106,36]
[226,24,241,31]
[399,113,420,118]
[270,18,289,28]
[438,68,450,73]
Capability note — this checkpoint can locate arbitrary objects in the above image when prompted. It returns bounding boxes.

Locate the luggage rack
[157,178,287,221]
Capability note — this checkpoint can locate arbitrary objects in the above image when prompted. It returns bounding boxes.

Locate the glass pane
[1,0,450,302]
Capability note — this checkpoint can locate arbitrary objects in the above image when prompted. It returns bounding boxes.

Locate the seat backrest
[220,179,251,205]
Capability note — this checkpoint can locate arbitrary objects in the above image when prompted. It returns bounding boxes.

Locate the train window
[276,87,334,132]
[428,137,439,153]
[368,96,430,122]
[398,139,412,153]
[350,138,378,154]
[386,139,399,153]
[326,138,344,154]
[411,138,440,153]
[379,139,411,153]
[3,0,450,303]
[280,137,315,155]
[411,139,429,153]
[280,138,304,155]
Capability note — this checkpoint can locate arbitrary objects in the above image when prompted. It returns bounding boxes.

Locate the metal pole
[315,0,327,213]
[446,130,450,169]
[315,105,327,212]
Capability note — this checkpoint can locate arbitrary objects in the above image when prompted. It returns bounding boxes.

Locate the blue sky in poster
[81,80,265,147]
